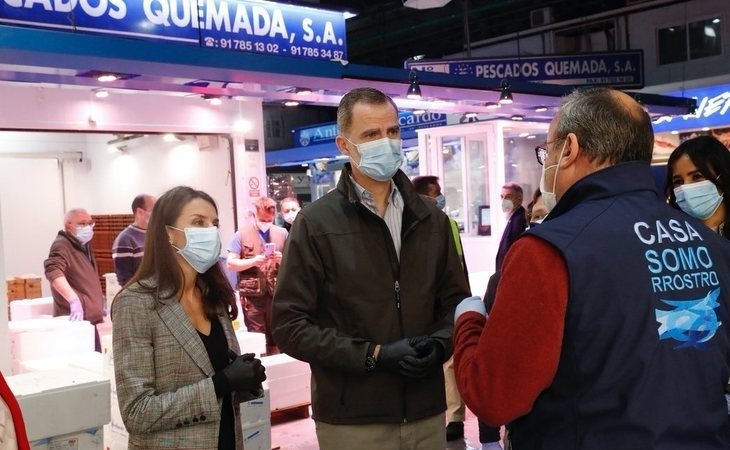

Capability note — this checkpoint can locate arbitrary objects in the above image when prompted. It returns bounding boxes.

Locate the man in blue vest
[453,87,730,449]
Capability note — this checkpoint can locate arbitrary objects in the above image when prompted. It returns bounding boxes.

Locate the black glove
[215,352,267,396]
[377,336,428,374]
[399,338,445,379]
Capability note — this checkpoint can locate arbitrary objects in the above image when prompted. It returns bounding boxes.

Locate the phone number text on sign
[199,1,347,61]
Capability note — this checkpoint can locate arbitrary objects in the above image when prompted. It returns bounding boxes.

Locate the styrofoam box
[103,427,128,450]
[103,273,120,312]
[18,352,104,375]
[30,426,103,450]
[242,421,272,450]
[9,297,54,321]
[235,330,266,357]
[10,318,95,374]
[265,373,311,411]
[240,388,270,426]
[109,389,127,439]
[261,354,310,380]
[6,368,111,441]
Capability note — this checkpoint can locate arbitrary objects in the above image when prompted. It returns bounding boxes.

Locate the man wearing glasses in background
[44,208,105,351]
[453,87,730,449]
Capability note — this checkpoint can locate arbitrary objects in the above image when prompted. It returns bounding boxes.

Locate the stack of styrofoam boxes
[261,354,311,412]
[102,334,129,450]
[9,318,96,374]
[9,297,54,321]
[104,273,121,312]
[240,389,271,450]
[6,368,110,449]
[235,330,267,358]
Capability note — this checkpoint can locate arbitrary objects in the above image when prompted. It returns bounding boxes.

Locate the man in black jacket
[272,87,470,450]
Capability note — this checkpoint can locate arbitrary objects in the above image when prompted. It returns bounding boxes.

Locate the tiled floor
[270,407,498,450]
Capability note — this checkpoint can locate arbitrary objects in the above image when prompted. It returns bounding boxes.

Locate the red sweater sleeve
[0,372,30,450]
[453,235,569,426]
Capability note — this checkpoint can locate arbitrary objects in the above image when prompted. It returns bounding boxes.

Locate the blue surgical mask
[345,136,404,181]
[75,225,94,245]
[434,194,446,210]
[168,226,221,274]
[674,180,724,220]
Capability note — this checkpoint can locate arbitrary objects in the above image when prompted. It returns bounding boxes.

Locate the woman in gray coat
[112,186,266,449]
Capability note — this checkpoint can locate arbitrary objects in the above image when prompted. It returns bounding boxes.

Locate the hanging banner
[652,84,730,133]
[407,51,644,88]
[0,0,347,61]
[293,111,449,147]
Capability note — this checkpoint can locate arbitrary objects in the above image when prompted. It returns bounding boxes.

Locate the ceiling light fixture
[403,0,452,9]
[94,89,109,99]
[295,87,313,96]
[97,73,118,83]
[284,100,300,107]
[499,80,513,105]
[485,102,500,109]
[406,71,422,100]
[519,132,530,138]
[534,106,548,112]
[511,115,524,121]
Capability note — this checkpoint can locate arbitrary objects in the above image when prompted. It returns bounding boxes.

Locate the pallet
[270,403,310,425]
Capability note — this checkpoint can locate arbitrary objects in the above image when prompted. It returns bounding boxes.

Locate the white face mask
[501,198,515,213]
[283,210,300,224]
[257,221,273,232]
[540,140,567,212]
[75,225,94,245]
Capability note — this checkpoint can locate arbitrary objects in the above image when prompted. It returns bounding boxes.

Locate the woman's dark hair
[664,135,730,238]
[526,188,542,222]
[127,186,237,320]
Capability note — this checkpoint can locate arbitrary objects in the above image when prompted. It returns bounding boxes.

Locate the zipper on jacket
[395,280,401,310]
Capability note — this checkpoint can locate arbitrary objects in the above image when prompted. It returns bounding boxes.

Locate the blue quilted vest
[510,162,730,450]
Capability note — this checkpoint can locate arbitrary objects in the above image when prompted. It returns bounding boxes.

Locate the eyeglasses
[534,138,562,166]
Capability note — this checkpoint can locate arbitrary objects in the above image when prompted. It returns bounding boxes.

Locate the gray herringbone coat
[112,281,244,449]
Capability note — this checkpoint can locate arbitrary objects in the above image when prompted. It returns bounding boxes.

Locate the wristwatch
[365,344,381,373]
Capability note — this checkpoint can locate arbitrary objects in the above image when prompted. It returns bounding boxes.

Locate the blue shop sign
[652,84,730,133]
[293,111,448,146]
[407,51,644,88]
[0,0,347,61]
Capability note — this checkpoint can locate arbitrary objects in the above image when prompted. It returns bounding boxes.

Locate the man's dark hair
[554,87,654,164]
[412,175,440,195]
[337,88,398,135]
[131,194,147,214]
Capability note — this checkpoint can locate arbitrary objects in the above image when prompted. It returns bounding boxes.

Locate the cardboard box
[9,297,53,321]
[6,368,111,441]
[30,426,104,450]
[7,277,24,301]
[242,421,271,450]
[20,275,43,299]
[240,388,270,427]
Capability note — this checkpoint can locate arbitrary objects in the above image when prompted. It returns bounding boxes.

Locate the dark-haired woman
[112,186,266,450]
[665,135,729,238]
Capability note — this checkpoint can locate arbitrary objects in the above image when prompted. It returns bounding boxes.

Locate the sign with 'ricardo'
[0,0,347,61]
[407,51,643,88]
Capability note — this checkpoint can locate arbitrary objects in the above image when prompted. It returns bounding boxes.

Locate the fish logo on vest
[655,288,722,349]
